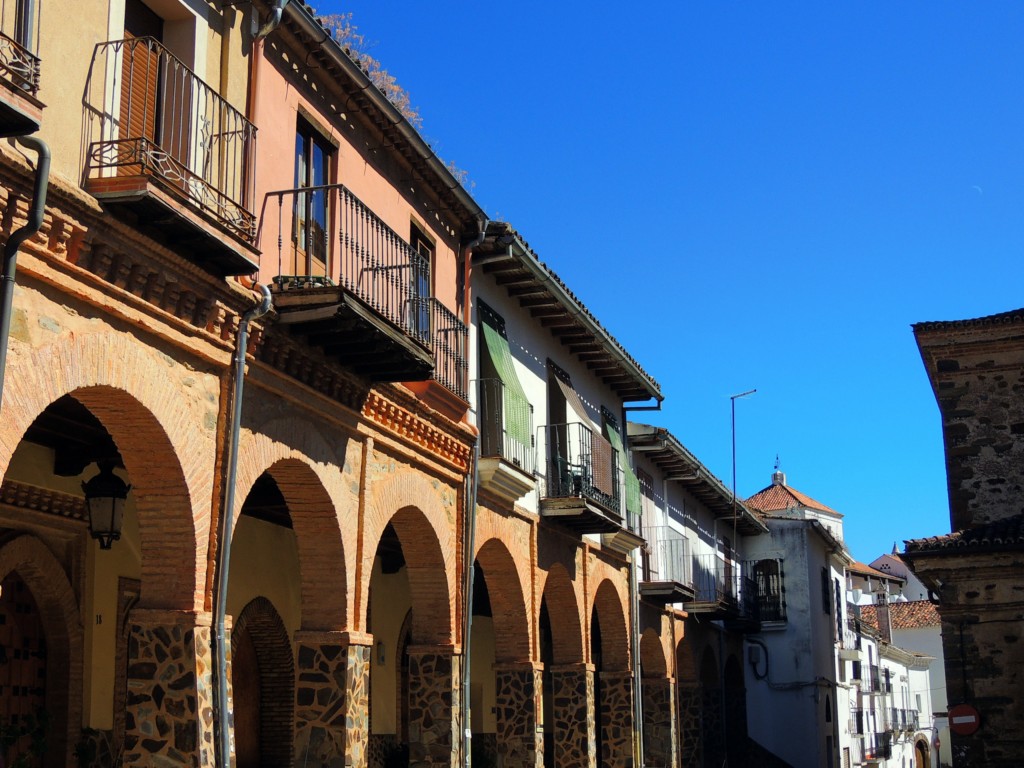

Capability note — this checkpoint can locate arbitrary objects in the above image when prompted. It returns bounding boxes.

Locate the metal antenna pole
[730,389,756,545]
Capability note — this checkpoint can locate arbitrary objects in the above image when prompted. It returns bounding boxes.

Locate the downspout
[0,135,49,411]
[622,405,644,767]
[213,283,272,768]
[461,217,487,768]
[254,0,290,41]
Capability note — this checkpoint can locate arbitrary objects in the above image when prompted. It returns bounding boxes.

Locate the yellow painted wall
[368,557,411,734]
[227,514,301,637]
[469,616,496,734]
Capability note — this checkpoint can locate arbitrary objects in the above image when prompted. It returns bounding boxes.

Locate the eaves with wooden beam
[274,1,486,233]
[474,221,663,404]
[627,423,767,536]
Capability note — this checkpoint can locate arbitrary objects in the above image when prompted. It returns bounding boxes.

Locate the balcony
[639,526,694,604]
[476,378,535,504]
[863,731,892,762]
[864,664,882,694]
[84,37,258,275]
[840,618,864,661]
[685,554,759,628]
[0,21,43,136]
[539,422,625,535]
[266,184,467,395]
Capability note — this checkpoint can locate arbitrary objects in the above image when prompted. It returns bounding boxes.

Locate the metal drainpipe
[0,135,50,411]
[621,405,644,768]
[213,283,272,768]
[462,439,480,768]
[254,0,290,40]
[461,218,486,768]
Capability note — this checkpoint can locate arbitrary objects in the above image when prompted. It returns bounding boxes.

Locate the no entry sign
[948,703,981,736]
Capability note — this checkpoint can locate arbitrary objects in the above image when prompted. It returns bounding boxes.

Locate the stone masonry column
[407,644,461,768]
[493,662,544,768]
[642,675,676,768]
[293,630,372,768]
[599,670,635,768]
[550,663,596,768]
[123,609,216,767]
[677,683,701,768]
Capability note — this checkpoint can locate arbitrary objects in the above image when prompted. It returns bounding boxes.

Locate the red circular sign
[948,703,981,736]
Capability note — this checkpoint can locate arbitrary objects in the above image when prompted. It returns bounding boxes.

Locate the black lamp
[82,461,131,550]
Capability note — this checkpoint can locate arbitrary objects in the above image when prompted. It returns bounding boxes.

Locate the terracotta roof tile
[745,482,838,515]
[860,601,940,631]
[905,514,1024,553]
[913,307,1024,333]
[849,561,902,582]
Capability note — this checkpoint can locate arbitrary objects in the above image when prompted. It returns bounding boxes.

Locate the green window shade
[481,320,532,449]
[606,424,641,517]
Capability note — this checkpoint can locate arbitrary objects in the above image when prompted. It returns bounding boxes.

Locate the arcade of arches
[0,291,696,768]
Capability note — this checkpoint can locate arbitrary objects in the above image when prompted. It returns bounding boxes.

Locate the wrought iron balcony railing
[865,664,882,694]
[541,422,620,514]
[0,30,40,96]
[85,37,256,242]
[642,526,691,587]
[864,731,892,761]
[428,298,468,400]
[477,378,535,472]
[850,708,871,735]
[264,183,468,396]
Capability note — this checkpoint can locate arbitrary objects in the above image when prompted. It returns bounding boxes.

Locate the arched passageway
[591,579,633,768]
[640,628,675,768]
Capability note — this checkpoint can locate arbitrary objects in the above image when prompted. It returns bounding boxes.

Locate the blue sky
[316,1,1024,562]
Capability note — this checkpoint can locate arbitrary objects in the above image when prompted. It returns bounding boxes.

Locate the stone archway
[723,654,746,765]
[0,535,83,768]
[231,597,295,768]
[699,647,722,768]
[676,638,702,768]
[914,737,930,768]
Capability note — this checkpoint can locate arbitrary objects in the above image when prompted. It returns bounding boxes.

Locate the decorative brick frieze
[406,645,461,768]
[258,331,371,414]
[550,663,596,768]
[0,478,87,520]
[363,391,471,472]
[642,676,676,768]
[294,631,371,768]
[494,663,544,768]
[598,671,634,768]
[122,609,216,768]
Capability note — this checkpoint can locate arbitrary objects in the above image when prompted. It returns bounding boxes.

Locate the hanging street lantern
[82,461,131,550]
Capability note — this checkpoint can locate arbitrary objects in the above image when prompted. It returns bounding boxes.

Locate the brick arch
[539,562,583,665]
[232,596,295,767]
[0,535,83,768]
[591,578,630,672]
[363,470,456,644]
[474,538,530,663]
[0,332,210,611]
[675,637,699,685]
[235,447,348,631]
[640,628,668,678]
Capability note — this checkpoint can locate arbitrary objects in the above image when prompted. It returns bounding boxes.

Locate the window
[822,567,831,614]
[293,120,332,277]
[602,407,640,523]
[409,223,433,338]
[477,299,532,468]
[753,559,786,622]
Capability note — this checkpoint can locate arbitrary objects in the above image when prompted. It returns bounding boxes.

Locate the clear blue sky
[316,1,1024,562]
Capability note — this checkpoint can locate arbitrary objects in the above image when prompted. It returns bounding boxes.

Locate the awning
[479,302,532,448]
[548,360,615,496]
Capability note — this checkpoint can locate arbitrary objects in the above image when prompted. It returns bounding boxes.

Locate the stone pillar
[677,683,701,768]
[642,676,676,768]
[598,670,635,768]
[494,662,544,768]
[294,630,372,768]
[123,609,216,768]
[701,685,724,768]
[550,663,596,768]
[407,644,461,768]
